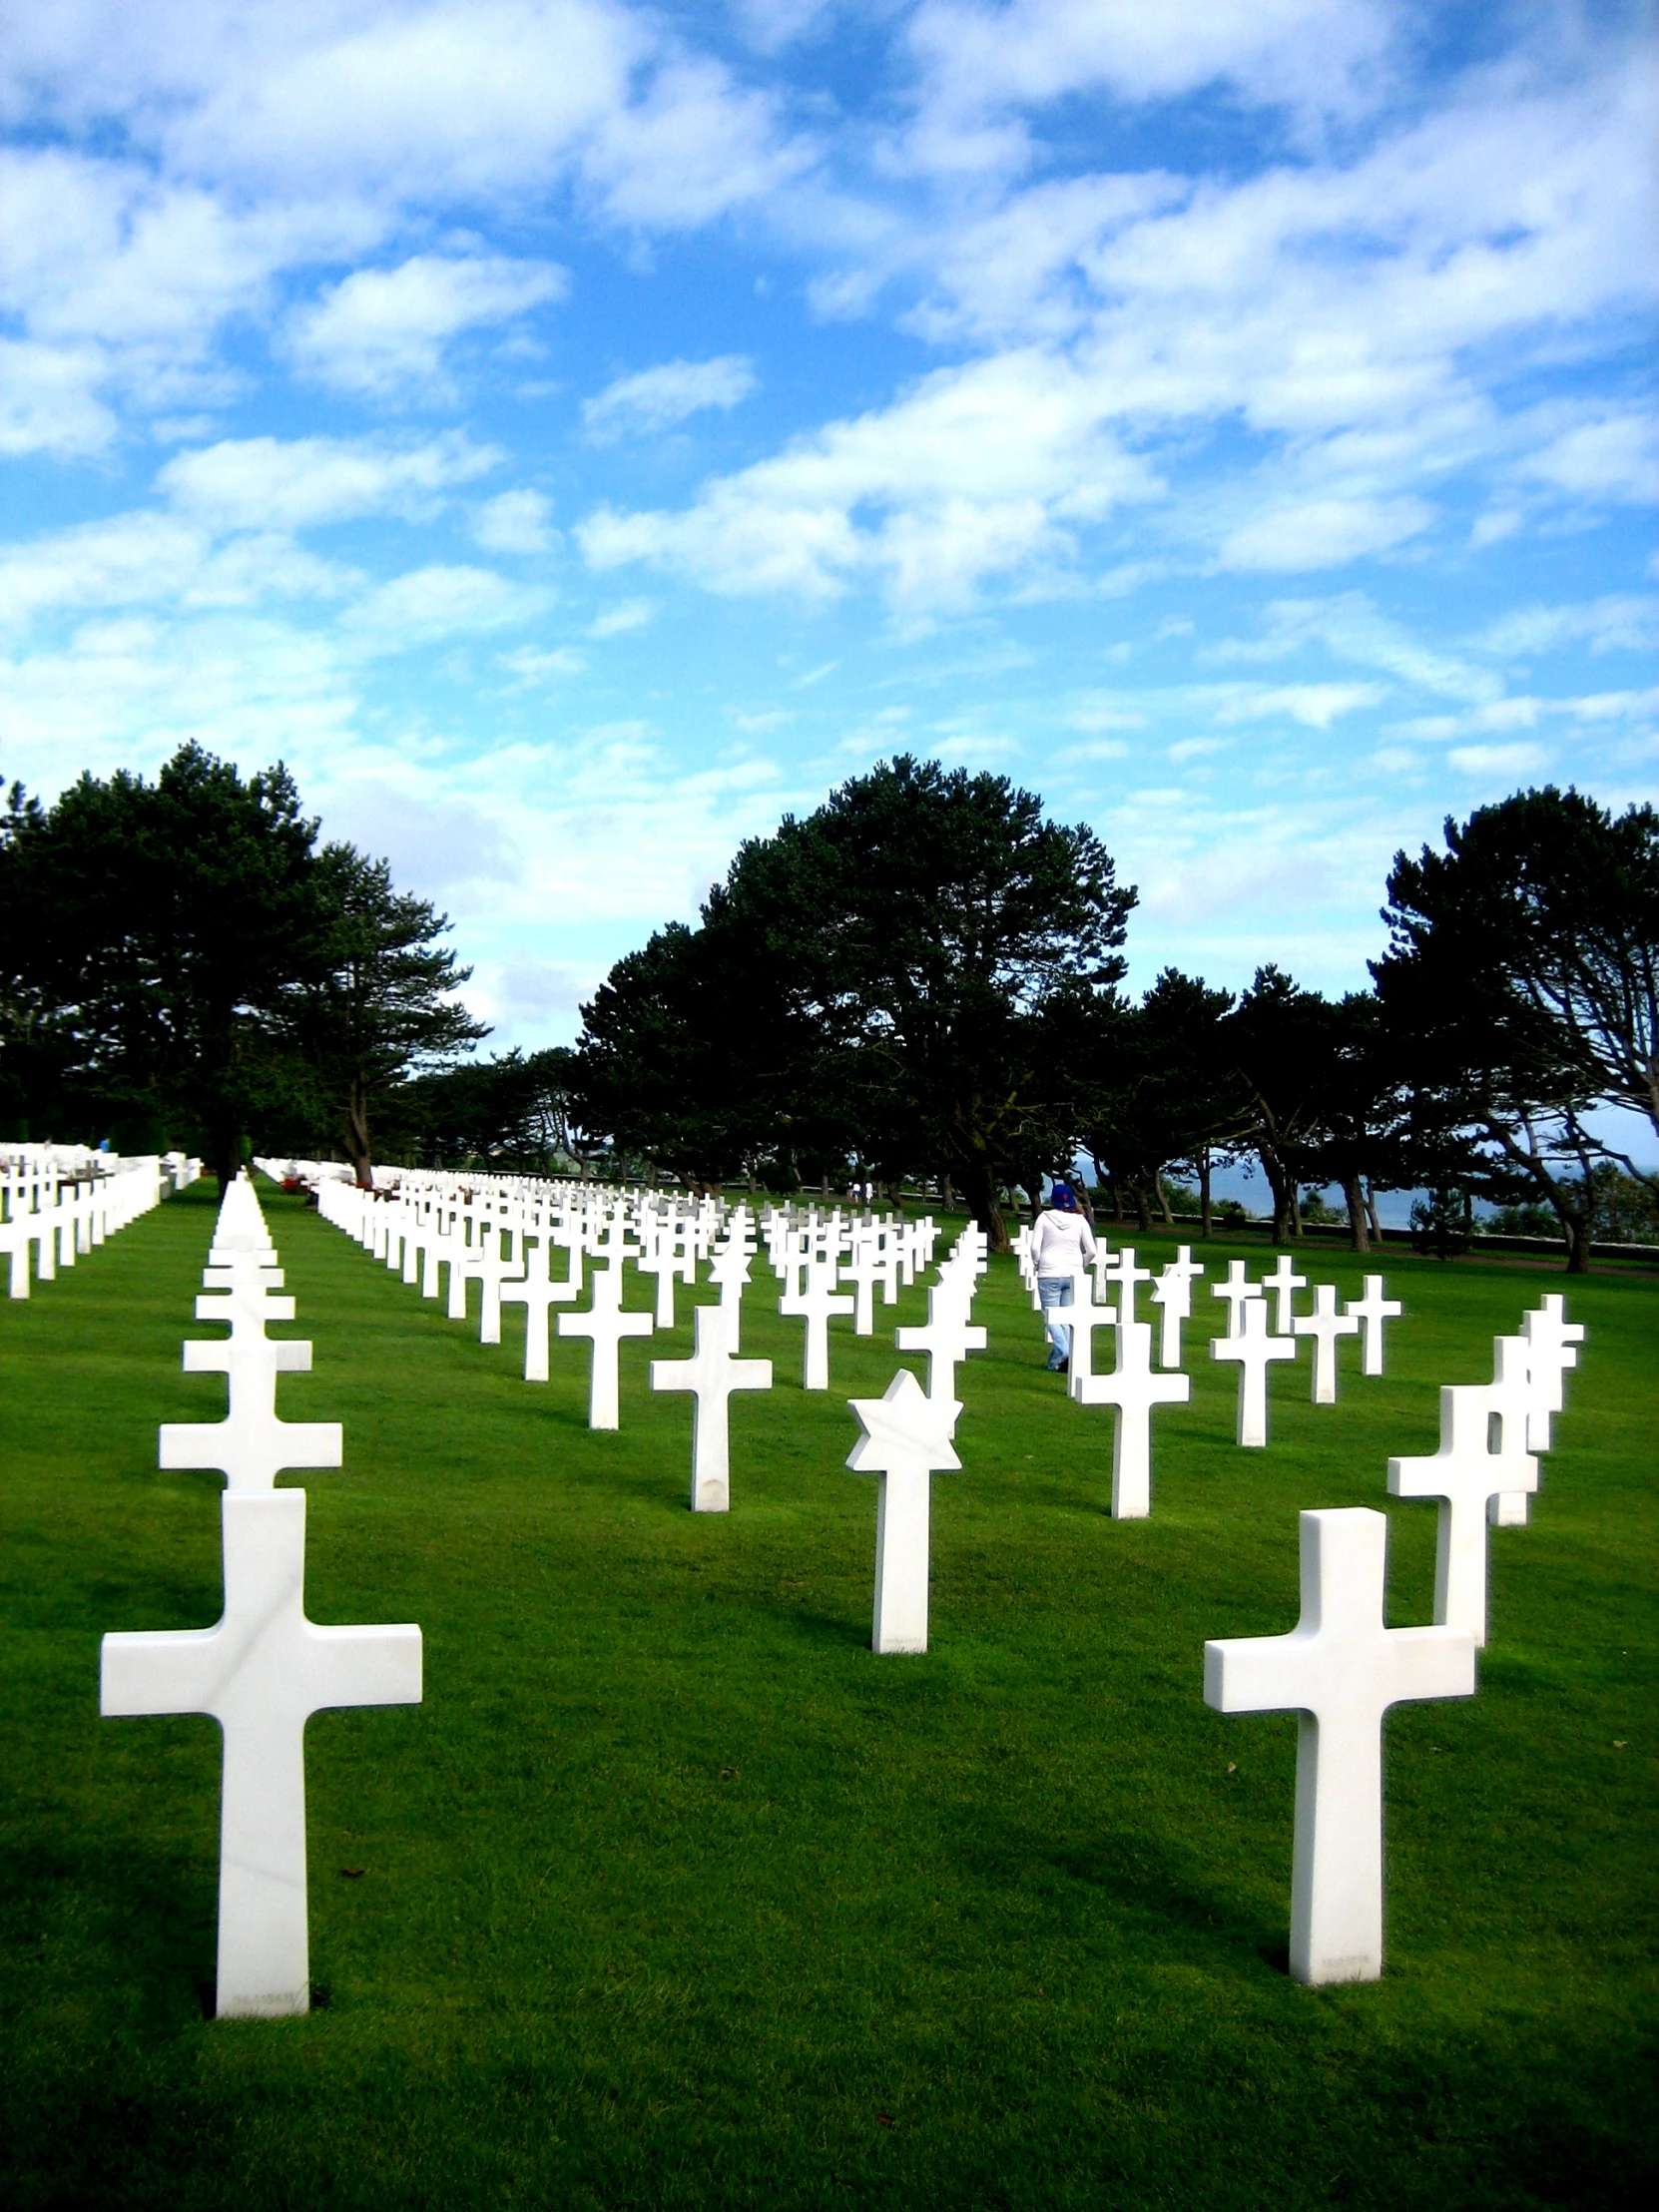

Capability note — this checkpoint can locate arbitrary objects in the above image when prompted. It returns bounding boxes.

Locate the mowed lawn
[1,1182,1654,2211]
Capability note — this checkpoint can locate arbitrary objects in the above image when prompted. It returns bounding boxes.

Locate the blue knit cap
[1051,1181,1076,1210]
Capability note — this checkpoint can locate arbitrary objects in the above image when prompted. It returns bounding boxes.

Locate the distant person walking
[1031,1182,1096,1372]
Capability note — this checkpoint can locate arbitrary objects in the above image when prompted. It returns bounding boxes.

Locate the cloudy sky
[3,0,1654,1051]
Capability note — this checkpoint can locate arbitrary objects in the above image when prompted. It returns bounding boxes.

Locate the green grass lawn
[1,1183,1654,2210]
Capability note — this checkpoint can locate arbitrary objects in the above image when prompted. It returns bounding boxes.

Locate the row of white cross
[139,1165,1586,2001]
[99,1173,422,2021]
[0,1144,191,1298]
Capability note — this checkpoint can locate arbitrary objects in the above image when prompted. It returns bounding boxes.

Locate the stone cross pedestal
[651,1305,773,1512]
[1346,1276,1402,1376]
[101,1489,421,2018]
[895,1284,986,1408]
[500,1234,581,1382]
[1387,1383,1536,1645]
[1262,1254,1308,1335]
[1291,1284,1360,1403]
[472,1227,526,1347]
[1211,1297,1298,1446]
[559,1265,655,1428]
[1204,1507,1475,1985]
[161,1265,343,1490]
[637,1230,682,1329]
[781,1257,854,1390]
[1211,1261,1262,1339]
[1151,1247,1205,1369]
[1077,1318,1190,1517]
[846,1370,961,1654]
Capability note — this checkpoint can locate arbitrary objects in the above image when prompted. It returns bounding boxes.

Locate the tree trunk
[1365,1179,1383,1247]
[1261,1155,1293,1245]
[345,1070,374,1189]
[1199,1156,1213,1239]
[941,1174,954,1210]
[1343,1174,1370,1253]
[1132,1176,1153,1233]
[1563,1211,1592,1273]
[960,1157,1008,1253]
[1291,1186,1305,1239]
[1157,1173,1175,1228]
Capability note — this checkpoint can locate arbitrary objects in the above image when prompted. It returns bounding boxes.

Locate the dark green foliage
[1376,787,1659,1271]
[1,1187,1654,2208]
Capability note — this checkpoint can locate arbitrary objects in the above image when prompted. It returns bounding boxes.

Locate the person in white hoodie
[1030,1181,1096,1372]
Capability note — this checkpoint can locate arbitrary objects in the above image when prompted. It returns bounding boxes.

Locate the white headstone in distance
[499,1233,581,1382]
[1346,1276,1402,1376]
[894,1282,986,1408]
[558,1265,656,1429]
[1262,1253,1308,1336]
[1150,1247,1205,1369]
[101,1488,421,2018]
[845,1369,961,1654]
[161,1260,343,1491]
[781,1256,854,1390]
[1100,1246,1153,1323]
[651,1304,773,1513]
[1076,1318,1190,1517]
[1387,1383,1536,1646]
[1203,1506,1475,1985]
[1291,1284,1360,1404]
[1210,1297,1298,1447]
[1211,1261,1261,1339]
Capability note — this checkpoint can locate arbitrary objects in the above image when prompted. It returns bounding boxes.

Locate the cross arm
[1203,1626,1321,1716]
[299,1622,423,1713]
[102,1624,225,1718]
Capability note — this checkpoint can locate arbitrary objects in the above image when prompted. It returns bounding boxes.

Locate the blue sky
[2,0,1655,1069]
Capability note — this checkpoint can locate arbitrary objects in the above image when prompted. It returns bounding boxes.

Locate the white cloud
[587,599,654,637]
[0,510,359,631]
[1217,496,1434,573]
[0,337,117,457]
[1213,682,1386,729]
[1447,741,1551,777]
[1521,409,1659,504]
[473,489,557,555]
[580,346,1163,608]
[159,431,500,531]
[582,354,758,441]
[339,564,550,648]
[1473,595,1659,659]
[498,644,587,686]
[287,255,567,396]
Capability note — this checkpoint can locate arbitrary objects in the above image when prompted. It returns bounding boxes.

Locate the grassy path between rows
[1,1182,1654,2209]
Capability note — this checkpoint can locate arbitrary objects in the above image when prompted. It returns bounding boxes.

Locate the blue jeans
[1038,1275,1073,1363]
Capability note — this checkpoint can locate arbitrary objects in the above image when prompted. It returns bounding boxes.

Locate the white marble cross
[499,1233,581,1382]
[1262,1253,1308,1335]
[1211,1261,1262,1339]
[1099,1246,1153,1323]
[636,1226,683,1329]
[161,1262,343,1491]
[1059,1273,1120,1395]
[846,1369,961,1654]
[1387,1383,1536,1645]
[650,1304,773,1512]
[1291,1284,1360,1404]
[894,1282,986,1408]
[1487,1335,1539,1525]
[840,1232,885,1337]
[1204,1506,1475,1985]
[706,1236,754,1349]
[101,1488,421,2017]
[1519,1297,1583,1451]
[1211,1296,1298,1446]
[780,1256,854,1390]
[1150,1247,1206,1370]
[472,1225,526,1347]
[1076,1318,1190,1517]
[1345,1275,1402,1376]
[558,1264,655,1428]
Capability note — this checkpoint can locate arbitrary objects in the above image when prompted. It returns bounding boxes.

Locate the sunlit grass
[1,1183,1653,2209]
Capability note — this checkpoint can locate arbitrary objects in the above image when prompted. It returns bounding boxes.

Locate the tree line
[0,744,488,1187]
[3,746,1653,1273]
[564,760,1658,1272]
